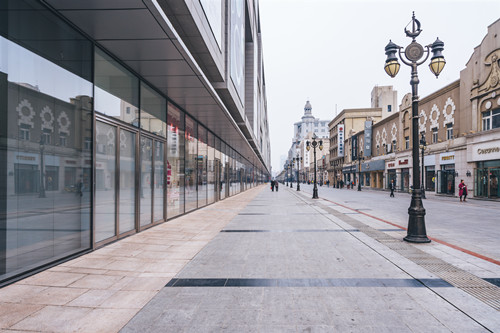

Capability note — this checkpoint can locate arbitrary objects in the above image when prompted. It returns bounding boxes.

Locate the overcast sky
[259,0,500,174]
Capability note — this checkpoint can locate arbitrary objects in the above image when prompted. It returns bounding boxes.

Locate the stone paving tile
[68,273,123,289]
[0,303,44,329]
[17,271,86,287]
[67,289,118,307]
[22,286,89,306]
[11,305,92,332]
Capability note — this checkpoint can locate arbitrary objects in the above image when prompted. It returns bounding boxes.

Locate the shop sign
[364,120,372,157]
[387,162,396,169]
[439,152,455,165]
[14,152,38,165]
[424,154,435,167]
[398,159,409,166]
[470,142,500,161]
[338,124,344,157]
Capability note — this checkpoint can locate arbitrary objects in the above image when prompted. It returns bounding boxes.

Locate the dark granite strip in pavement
[165,278,452,288]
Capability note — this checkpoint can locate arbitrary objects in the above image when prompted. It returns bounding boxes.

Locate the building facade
[0,0,271,285]
[334,18,500,199]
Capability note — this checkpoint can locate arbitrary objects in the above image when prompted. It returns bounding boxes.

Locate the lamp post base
[312,187,318,199]
[404,189,430,243]
[297,183,300,191]
[357,184,361,191]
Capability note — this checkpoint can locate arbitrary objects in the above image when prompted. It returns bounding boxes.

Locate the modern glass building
[0,0,271,285]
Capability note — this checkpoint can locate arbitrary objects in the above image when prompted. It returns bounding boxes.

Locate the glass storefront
[1,0,93,281]
[387,170,396,190]
[185,116,198,212]
[167,104,185,218]
[0,0,267,286]
[437,165,455,195]
[475,161,500,198]
[197,125,208,208]
[401,168,409,192]
[425,166,435,192]
[119,129,136,234]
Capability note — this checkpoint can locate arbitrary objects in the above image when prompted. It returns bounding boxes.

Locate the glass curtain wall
[185,116,198,212]
[140,136,153,226]
[140,83,167,223]
[1,0,93,282]
[197,125,207,208]
[207,132,215,204]
[95,122,117,241]
[167,103,185,218]
[220,141,226,200]
[94,46,139,241]
[119,129,136,234]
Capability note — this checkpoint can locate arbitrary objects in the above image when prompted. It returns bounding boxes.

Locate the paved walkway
[1,185,499,332]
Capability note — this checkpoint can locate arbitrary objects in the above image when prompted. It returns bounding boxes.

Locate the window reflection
[119,129,136,234]
[95,122,117,242]
[1,11,92,281]
[94,48,139,125]
[185,116,198,212]
[140,136,153,226]
[141,83,166,137]
[167,103,185,218]
[197,125,207,208]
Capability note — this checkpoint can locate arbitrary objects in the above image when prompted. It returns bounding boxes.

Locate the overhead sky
[259,0,500,174]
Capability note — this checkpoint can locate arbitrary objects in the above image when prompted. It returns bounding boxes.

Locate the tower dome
[304,100,312,115]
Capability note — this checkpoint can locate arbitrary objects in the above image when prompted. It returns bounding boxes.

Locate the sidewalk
[1,185,499,332]
[0,186,262,332]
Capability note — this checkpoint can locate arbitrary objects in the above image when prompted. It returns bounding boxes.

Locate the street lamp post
[357,153,363,191]
[384,12,445,243]
[39,137,46,198]
[420,132,427,199]
[283,162,288,186]
[289,162,293,189]
[306,134,323,199]
[293,155,302,191]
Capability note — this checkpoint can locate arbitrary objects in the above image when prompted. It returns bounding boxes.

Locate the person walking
[271,180,275,192]
[390,179,395,197]
[459,179,467,202]
[275,181,279,192]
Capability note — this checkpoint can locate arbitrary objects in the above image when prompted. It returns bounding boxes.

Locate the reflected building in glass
[0,0,270,286]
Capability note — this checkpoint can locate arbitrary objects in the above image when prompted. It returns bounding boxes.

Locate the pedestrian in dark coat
[459,179,467,202]
[390,179,395,197]
[275,181,279,192]
[271,180,275,192]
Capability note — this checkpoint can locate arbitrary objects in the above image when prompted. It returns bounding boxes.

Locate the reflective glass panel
[95,122,117,242]
[119,129,136,234]
[166,103,185,218]
[141,83,166,137]
[197,125,207,207]
[1,0,92,282]
[94,48,139,126]
[207,132,215,204]
[154,141,165,222]
[140,136,153,226]
[185,116,198,212]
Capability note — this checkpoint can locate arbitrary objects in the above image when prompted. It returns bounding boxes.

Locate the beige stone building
[332,18,500,199]
[328,108,382,187]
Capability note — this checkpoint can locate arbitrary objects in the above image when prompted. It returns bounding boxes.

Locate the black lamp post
[289,162,293,189]
[357,152,363,191]
[384,12,445,243]
[306,134,323,199]
[39,136,46,198]
[419,132,427,199]
[293,155,302,191]
[283,162,288,186]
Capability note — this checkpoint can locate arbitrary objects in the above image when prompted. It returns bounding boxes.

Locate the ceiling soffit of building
[44,0,268,171]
